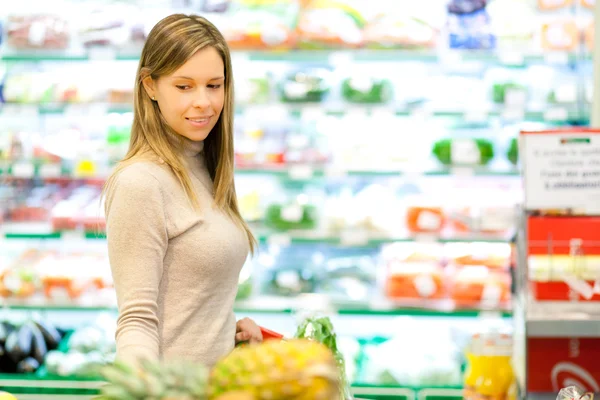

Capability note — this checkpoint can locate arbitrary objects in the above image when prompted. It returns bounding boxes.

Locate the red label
[528,338,600,392]
[528,216,600,256]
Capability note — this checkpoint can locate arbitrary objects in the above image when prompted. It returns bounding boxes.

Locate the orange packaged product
[581,0,594,7]
[537,0,573,9]
[386,260,446,300]
[541,20,578,51]
[406,207,445,234]
[585,22,594,52]
[222,0,299,50]
[449,266,511,308]
[446,243,512,269]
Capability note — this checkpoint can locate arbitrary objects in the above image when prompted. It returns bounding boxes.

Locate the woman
[102,14,263,368]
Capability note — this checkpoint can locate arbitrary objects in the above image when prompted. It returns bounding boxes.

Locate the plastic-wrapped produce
[359,328,462,387]
[6,15,70,49]
[279,68,331,103]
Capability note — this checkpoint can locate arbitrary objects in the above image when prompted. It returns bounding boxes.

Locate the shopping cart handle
[260,326,285,340]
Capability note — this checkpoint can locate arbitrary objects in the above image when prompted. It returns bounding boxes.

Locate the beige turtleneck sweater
[105,138,249,368]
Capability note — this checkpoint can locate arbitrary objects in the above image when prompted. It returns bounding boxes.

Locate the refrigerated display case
[0,0,597,398]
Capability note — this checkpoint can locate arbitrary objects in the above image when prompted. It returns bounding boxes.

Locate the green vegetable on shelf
[432,138,495,166]
[507,137,518,166]
[264,203,318,230]
[341,77,393,103]
[279,70,330,103]
[492,83,527,105]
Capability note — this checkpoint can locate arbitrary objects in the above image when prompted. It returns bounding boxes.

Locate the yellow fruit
[208,339,340,400]
[0,392,17,400]
[214,390,256,400]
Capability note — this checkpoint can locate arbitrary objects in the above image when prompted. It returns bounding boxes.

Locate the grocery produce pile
[97,316,348,400]
[0,315,115,377]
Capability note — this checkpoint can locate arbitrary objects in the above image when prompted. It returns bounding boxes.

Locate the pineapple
[98,358,208,400]
[208,339,340,400]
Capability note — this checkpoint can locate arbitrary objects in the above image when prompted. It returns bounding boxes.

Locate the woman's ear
[142,73,156,100]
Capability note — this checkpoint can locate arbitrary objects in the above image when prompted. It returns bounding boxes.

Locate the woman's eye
[208,84,222,89]
[176,85,190,90]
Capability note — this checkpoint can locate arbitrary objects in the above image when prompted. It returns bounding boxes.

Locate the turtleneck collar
[181,136,205,158]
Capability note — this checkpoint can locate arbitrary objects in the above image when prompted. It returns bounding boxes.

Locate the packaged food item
[507,137,519,165]
[446,243,512,269]
[296,0,366,49]
[432,138,495,166]
[528,254,600,301]
[492,82,528,105]
[265,265,317,296]
[464,334,514,400]
[78,6,132,48]
[538,0,573,10]
[6,15,70,49]
[463,334,483,399]
[541,20,578,51]
[279,68,331,103]
[585,21,594,52]
[581,0,595,8]
[265,200,318,230]
[474,335,514,400]
[360,328,462,387]
[361,1,440,49]
[341,76,393,103]
[446,206,516,235]
[406,206,446,234]
[2,70,56,104]
[316,255,377,301]
[221,0,299,50]
[235,73,271,105]
[487,0,536,51]
[449,265,511,307]
[447,0,496,49]
[386,260,446,300]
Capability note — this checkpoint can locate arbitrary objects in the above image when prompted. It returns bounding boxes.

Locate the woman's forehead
[169,47,225,80]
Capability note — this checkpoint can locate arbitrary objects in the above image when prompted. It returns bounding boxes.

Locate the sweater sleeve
[105,165,168,364]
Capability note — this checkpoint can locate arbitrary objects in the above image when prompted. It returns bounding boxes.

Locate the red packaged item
[528,216,600,302]
[406,207,445,234]
[447,243,512,269]
[386,261,446,300]
[449,265,511,308]
[7,15,70,49]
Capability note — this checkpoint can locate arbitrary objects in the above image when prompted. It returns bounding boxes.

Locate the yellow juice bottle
[464,334,483,400]
[476,334,514,400]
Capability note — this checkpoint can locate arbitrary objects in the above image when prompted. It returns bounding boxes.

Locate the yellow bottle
[464,334,483,400]
[476,334,514,400]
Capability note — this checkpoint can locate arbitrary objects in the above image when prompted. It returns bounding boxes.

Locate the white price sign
[522,130,600,214]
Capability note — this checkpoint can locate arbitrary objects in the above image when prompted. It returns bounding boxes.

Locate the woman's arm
[105,165,168,364]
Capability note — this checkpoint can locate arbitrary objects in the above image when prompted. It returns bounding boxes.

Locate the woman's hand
[235,317,263,345]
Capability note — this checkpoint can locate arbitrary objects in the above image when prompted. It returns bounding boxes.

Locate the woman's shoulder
[114,160,174,189]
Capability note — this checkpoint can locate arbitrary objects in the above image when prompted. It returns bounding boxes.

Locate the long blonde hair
[103,14,256,253]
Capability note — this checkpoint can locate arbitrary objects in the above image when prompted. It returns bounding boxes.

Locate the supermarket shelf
[2,226,514,245]
[0,374,464,400]
[0,49,578,66]
[0,102,585,123]
[1,296,512,318]
[236,165,521,179]
[235,296,513,317]
[256,230,515,246]
[525,300,600,338]
[0,162,521,181]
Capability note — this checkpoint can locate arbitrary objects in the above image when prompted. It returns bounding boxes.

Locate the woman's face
[143,46,225,142]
